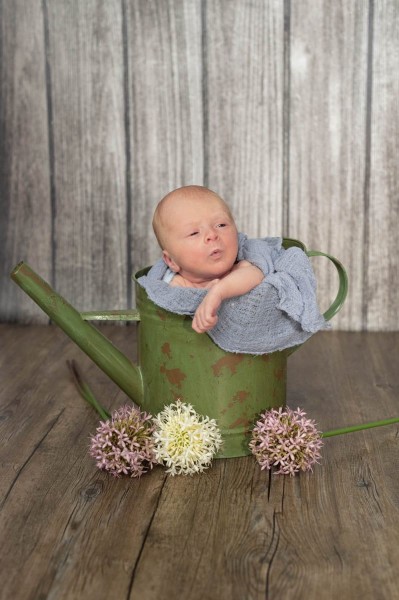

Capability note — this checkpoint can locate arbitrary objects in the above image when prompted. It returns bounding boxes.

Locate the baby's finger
[202,317,218,332]
[192,313,205,333]
[193,313,218,333]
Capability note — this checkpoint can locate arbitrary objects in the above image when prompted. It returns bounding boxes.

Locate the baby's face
[161,194,238,284]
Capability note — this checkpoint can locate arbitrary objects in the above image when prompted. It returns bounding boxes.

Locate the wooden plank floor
[0,324,398,599]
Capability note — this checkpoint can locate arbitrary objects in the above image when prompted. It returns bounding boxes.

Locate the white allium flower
[152,400,223,475]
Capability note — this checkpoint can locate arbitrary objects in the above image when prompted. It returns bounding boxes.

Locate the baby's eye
[216,223,227,228]
[189,231,199,236]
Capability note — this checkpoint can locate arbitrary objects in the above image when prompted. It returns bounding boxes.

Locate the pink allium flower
[249,407,323,476]
[89,405,157,478]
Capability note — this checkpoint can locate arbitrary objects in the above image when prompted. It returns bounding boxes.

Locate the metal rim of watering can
[306,249,349,321]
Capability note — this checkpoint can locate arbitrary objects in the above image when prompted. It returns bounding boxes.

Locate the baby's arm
[192,261,264,333]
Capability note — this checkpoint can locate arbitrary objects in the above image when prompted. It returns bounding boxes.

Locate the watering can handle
[306,249,348,321]
[284,249,348,357]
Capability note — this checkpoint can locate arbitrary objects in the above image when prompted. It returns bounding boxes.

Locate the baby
[152,185,264,333]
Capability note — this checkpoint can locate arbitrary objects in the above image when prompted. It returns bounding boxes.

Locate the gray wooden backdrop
[1,0,398,331]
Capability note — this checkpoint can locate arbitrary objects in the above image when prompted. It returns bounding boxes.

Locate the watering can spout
[10,262,144,405]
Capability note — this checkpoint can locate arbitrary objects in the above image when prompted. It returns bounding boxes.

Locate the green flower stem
[322,417,399,438]
[77,379,111,422]
[68,360,111,421]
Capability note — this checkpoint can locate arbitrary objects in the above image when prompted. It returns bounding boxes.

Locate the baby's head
[153,185,238,285]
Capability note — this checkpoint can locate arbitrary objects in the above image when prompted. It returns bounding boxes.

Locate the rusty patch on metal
[160,364,186,388]
[274,367,285,381]
[228,416,252,429]
[161,342,172,359]
[261,354,271,363]
[220,390,250,415]
[233,390,249,404]
[156,309,167,321]
[211,355,243,376]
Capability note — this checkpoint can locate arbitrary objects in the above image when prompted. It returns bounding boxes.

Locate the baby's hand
[192,286,223,333]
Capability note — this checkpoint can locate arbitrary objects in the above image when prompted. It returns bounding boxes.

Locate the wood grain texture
[366,0,399,330]
[1,325,398,599]
[45,0,128,311]
[205,0,285,238]
[0,1,398,331]
[283,332,399,598]
[0,0,51,323]
[130,457,276,599]
[126,0,204,281]
[0,324,167,600]
[288,0,369,331]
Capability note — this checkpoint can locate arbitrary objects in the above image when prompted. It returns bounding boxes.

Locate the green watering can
[11,238,348,458]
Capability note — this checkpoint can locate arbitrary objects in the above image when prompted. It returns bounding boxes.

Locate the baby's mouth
[210,248,222,258]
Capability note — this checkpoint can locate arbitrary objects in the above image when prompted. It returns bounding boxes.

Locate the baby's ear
[162,250,180,273]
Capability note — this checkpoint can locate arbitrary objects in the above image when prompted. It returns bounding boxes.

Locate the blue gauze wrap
[137,234,330,354]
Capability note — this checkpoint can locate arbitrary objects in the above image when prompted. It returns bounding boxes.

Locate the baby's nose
[205,229,218,241]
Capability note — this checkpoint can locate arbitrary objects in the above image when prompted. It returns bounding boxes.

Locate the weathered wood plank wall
[0,0,398,330]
